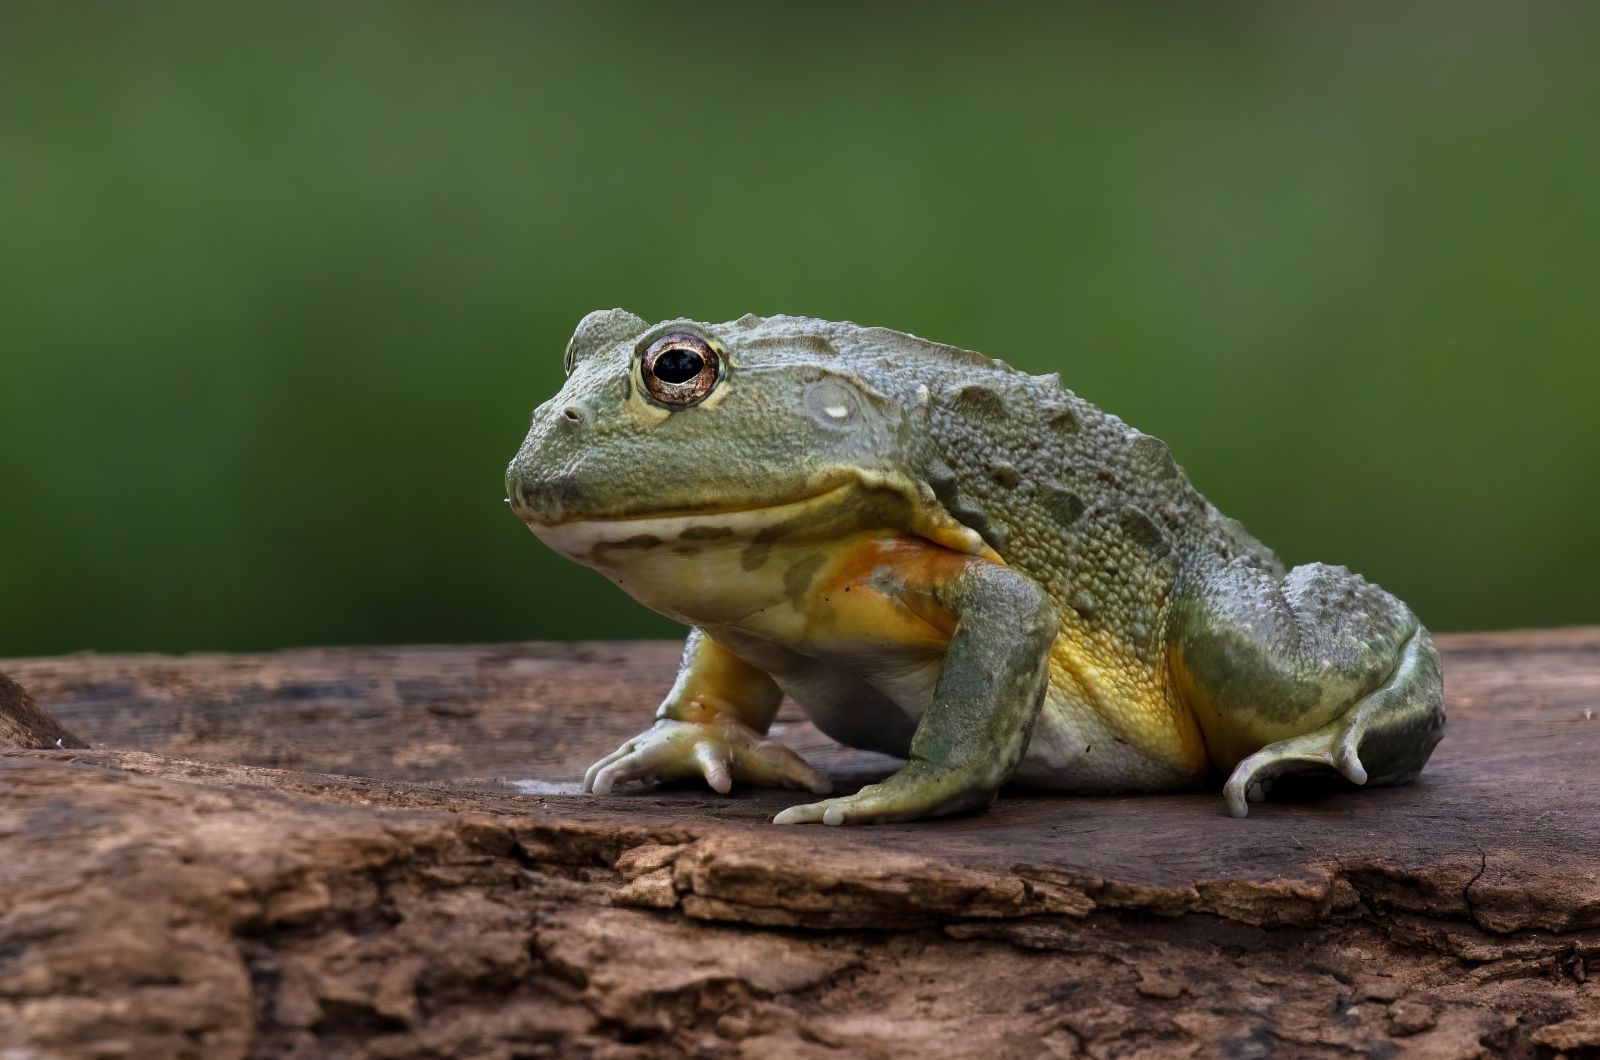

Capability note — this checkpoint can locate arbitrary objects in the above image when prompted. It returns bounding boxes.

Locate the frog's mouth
[512,473,998,572]
[513,481,866,567]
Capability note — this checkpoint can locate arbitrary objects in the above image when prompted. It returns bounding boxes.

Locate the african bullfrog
[506,310,1444,824]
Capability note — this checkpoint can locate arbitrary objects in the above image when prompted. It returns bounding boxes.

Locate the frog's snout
[506,395,599,525]
[506,465,585,526]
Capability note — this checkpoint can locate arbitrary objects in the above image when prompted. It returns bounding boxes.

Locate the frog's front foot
[582,716,832,797]
[772,762,998,826]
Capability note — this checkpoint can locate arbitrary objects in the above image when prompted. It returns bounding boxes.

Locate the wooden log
[0,670,85,750]
[1,632,1598,1058]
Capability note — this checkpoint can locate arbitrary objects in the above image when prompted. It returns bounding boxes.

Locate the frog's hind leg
[1170,560,1445,818]
[1220,626,1443,817]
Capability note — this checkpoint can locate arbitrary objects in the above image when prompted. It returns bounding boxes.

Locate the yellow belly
[1014,621,1210,790]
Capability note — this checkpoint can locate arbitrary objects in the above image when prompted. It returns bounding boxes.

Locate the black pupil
[653,347,704,384]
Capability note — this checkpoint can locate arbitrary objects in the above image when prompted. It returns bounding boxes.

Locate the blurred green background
[3,1,1597,656]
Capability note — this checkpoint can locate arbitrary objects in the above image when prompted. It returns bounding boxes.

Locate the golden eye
[639,333,720,408]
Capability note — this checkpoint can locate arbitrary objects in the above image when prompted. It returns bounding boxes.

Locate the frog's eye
[639,333,720,408]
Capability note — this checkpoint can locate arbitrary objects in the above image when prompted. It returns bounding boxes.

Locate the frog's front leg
[774,561,1056,826]
[583,628,832,796]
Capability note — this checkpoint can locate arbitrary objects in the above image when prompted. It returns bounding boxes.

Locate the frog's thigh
[1172,561,1445,817]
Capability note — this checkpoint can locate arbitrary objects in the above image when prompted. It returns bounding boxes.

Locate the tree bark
[1,632,1597,1058]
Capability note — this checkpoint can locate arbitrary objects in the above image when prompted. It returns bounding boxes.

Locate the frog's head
[506,310,990,618]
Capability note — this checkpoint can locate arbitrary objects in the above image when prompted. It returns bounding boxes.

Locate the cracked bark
[1,631,1598,1059]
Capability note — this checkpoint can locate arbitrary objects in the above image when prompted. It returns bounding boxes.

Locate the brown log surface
[0,671,85,750]
[1,631,1598,1058]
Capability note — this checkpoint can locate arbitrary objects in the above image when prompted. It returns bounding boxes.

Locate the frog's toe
[693,742,733,794]
[1222,727,1369,818]
[736,739,832,795]
[1333,732,1369,786]
[773,769,993,826]
[771,798,835,826]
[1223,769,1292,819]
[585,730,699,795]
[582,742,636,793]
[589,750,662,795]
[771,793,873,826]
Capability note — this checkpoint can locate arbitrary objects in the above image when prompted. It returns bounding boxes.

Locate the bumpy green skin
[507,310,1444,824]
[919,352,1281,665]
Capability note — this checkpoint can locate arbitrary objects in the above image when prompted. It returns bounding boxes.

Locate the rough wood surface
[1,631,1598,1059]
[0,671,84,750]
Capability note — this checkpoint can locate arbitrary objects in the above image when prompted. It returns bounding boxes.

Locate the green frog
[506,310,1444,824]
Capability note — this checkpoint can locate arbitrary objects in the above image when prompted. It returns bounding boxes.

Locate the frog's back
[790,318,1278,648]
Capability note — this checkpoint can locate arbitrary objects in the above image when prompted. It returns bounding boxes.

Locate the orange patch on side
[804,534,989,648]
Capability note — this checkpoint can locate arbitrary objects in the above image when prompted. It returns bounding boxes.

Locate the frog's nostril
[561,405,585,423]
